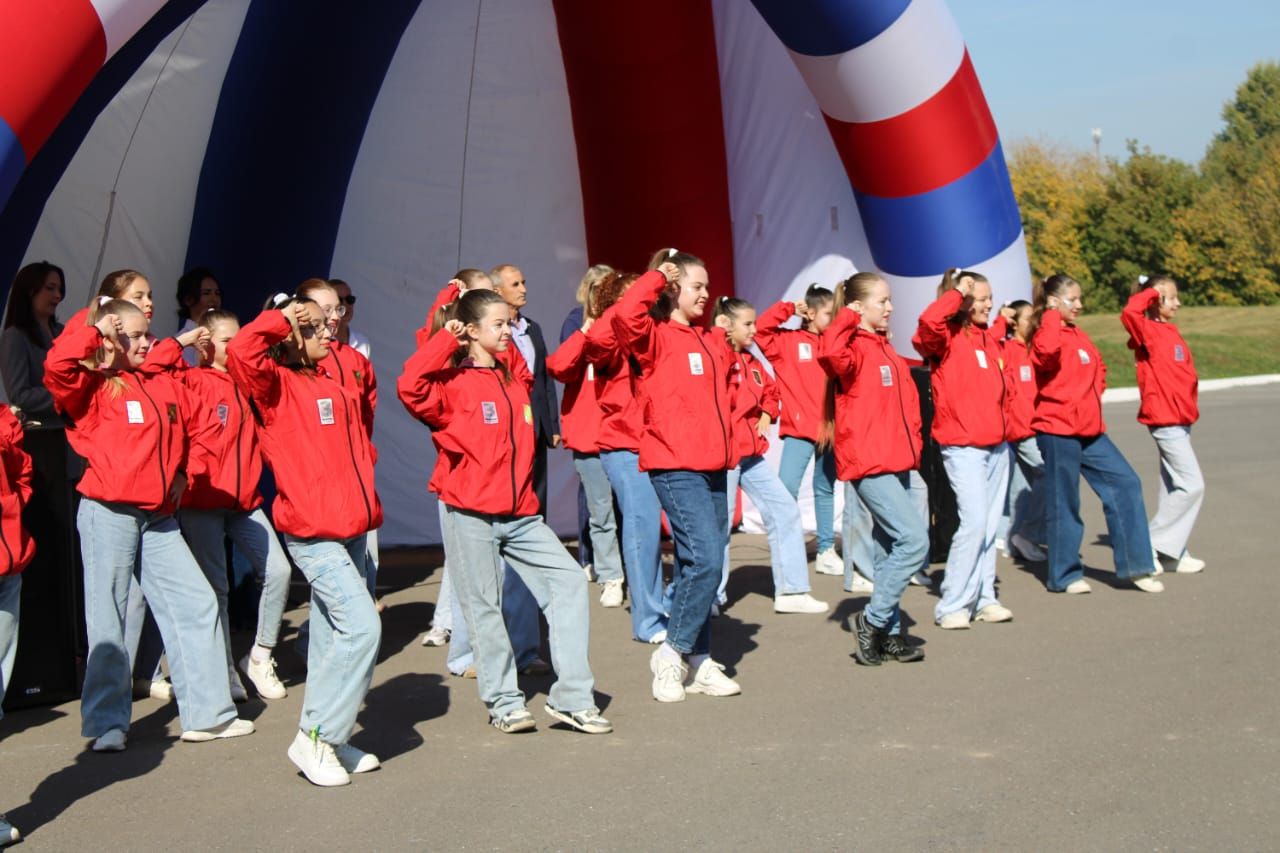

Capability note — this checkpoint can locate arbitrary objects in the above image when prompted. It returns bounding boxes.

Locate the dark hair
[804,284,834,312]
[96,269,146,302]
[199,308,239,331]
[710,295,753,325]
[590,271,638,319]
[451,289,512,381]
[4,261,66,346]
[936,267,990,327]
[261,295,319,366]
[176,266,219,321]
[1007,299,1032,314]
[1130,273,1175,297]
[1027,274,1080,339]
[645,248,706,320]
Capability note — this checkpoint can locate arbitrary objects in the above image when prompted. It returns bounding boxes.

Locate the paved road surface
[2,385,1276,850]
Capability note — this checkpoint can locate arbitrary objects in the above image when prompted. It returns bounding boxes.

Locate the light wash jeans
[651,470,727,656]
[77,498,236,736]
[125,581,163,682]
[852,472,929,635]
[445,506,595,719]
[1148,425,1205,560]
[1037,432,1155,590]
[179,507,292,669]
[997,437,1046,545]
[573,452,623,583]
[843,470,929,589]
[600,449,666,641]
[720,456,811,602]
[283,533,380,744]
[0,574,19,723]
[936,444,1009,621]
[777,437,836,551]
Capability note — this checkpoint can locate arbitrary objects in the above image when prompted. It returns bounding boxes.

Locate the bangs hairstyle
[4,260,66,345]
[936,267,990,326]
[261,294,319,366]
[96,269,146,302]
[577,264,616,311]
[645,248,706,320]
[176,266,218,321]
[451,289,512,381]
[589,271,638,319]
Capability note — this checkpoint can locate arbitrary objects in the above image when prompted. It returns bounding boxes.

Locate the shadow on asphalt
[0,705,68,739]
[358,672,449,763]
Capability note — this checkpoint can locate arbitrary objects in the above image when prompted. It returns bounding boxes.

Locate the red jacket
[584,305,644,453]
[44,323,219,514]
[545,329,602,453]
[912,290,1009,447]
[728,348,779,460]
[819,308,922,481]
[414,282,461,350]
[0,407,35,577]
[325,340,377,439]
[610,271,736,472]
[397,328,540,517]
[1030,310,1106,437]
[227,310,382,539]
[990,316,1037,442]
[1121,288,1199,427]
[755,301,826,443]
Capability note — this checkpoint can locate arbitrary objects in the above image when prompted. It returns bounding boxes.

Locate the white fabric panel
[91,0,171,60]
[23,0,250,335]
[787,0,964,124]
[331,0,587,547]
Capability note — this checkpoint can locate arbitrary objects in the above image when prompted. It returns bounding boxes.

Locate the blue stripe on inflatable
[0,117,24,216]
[0,0,208,295]
[748,0,912,57]
[183,0,421,323]
[853,142,1023,277]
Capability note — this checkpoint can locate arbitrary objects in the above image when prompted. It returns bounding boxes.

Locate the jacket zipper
[695,332,731,469]
[135,380,169,506]
[232,384,245,507]
[493,371,519,515]
[337,384,374,531]
[886,341,919,468]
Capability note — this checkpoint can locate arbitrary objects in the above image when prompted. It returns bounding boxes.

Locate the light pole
[1091,128,1102,166]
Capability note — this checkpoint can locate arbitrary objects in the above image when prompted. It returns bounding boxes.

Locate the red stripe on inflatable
[0,0,107,160]
[824,52,997,199]
[552,0,735,300]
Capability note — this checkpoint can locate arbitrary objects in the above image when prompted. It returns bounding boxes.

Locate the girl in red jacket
[1030,274,1163,594]
[913,270,1012,630]
[166,309,292,702]
[993,300,1047,562]
[1121,275,1205,574]
[819,273,927,666]
[713,297,827,615]
[398,288,609,736]
[45,298,253,751]
[0,404,36,721]
[613,250,740,703]
[227,296,383,786]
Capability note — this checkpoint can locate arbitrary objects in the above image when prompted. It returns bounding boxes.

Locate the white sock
[250,643,271,663]
[658,642,683,664]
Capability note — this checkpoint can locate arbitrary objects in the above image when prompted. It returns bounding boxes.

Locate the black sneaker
[852,610,884,666]
[880,633,925,663]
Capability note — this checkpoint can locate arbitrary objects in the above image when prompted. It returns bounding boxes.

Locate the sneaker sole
[544,706,613,734]
[685,683,741,697]
[492,716,537,734]
[288,742,351,787]
[180,722,255,743]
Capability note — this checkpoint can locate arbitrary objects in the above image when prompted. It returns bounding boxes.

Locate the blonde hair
[820,273,887,448]
[935,267,989,327]
[576,264,615,313]
[86,298,146,395]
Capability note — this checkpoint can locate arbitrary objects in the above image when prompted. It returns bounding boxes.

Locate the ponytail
[1026,274,1078,342]
[646,247,704,321]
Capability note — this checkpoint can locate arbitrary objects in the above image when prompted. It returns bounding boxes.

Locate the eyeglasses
[340,295,357,305]
[322,305,348,318]
[299,322,328,339]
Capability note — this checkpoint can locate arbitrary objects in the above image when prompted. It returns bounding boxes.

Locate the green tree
[1202,61,1280,185]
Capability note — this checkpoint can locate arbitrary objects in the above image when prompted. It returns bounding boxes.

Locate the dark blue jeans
[649,469,728,656]
[1036,432,1155,591]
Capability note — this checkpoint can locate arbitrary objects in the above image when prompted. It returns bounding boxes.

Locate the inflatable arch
[0,0,1030,546]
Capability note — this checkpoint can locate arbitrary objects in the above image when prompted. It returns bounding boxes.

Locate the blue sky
[951,0,1279,165]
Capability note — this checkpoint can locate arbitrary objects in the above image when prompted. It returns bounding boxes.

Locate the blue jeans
[937,445,1009,621]
[1037,432,1155,590]
[852,473,929,635]
[600,450,666,641]
[179,507,292,661]
[77,498,236,736]
[125,580,163,682]
[998,437,1046,545]
[650,470,727,656]
[445,507,596,719]
[777,437,836,551]
[843,470,929,588]
[573,452,622,583]
[0,574,19,723]
[283,533,380,744]
[438,501,541,675]
[721,456,811,601]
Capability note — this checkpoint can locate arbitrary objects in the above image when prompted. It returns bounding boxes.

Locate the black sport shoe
[852,610,885,666]
[880,633,924,663]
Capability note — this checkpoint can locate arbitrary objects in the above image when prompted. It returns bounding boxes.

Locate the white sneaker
[133,678,173,701]
[582,563,596,582]
[181,717,255,743]
[814,548,843,575]
[995,537,1008,556]
[92,729,127,752]
[649,648,688,703]
[599,578,624,608]
[909,570,932,587]
[1065,579,1092,595]
[1152,547,1165,575]
[1164,552,1205,574]
[974,603,1014,623]
[847,571,874,594]
[334,742,381,774]
[420,626,451,647]
[240,652,287,700]
[289,730,350,787]
[1133,575,1165,593]
[937,610,971,630]
[774,593,829,614]
[1010,533,1046,562]
[685,658,741,697]
[645,630,668,645]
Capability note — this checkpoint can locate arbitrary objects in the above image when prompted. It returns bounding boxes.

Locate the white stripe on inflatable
[23,0,251,333]
[91,0,170,60]
[786,0,964,124]
[331,0,587,546]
